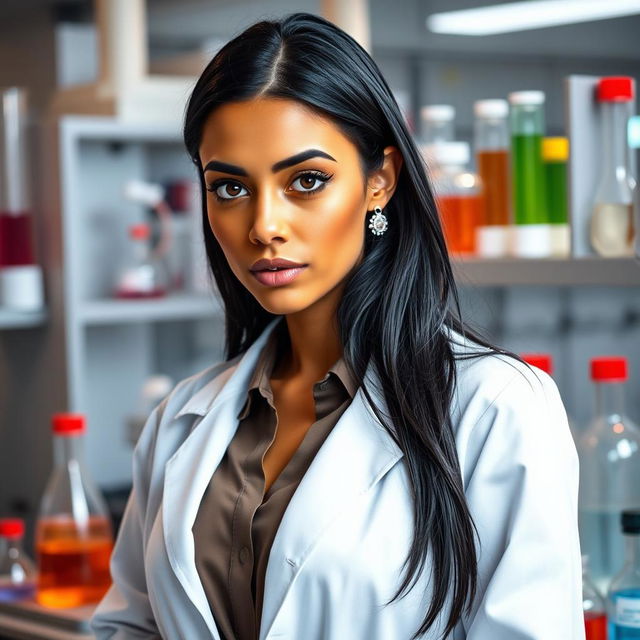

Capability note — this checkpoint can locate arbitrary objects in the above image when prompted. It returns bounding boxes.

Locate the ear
[366,145,404,210]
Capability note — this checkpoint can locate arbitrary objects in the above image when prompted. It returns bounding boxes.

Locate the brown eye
[206,180,248,202]
[290,171,333,194]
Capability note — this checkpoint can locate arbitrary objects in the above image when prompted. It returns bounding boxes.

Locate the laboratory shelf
[0,307,47,329]
[79,293,223,325]
[452,256,640,287]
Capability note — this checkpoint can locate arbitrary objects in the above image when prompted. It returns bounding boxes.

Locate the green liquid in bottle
[511,134,546,225]
[545,160,568,225]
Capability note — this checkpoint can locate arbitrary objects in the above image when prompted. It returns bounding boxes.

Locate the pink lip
[251,266,307,287]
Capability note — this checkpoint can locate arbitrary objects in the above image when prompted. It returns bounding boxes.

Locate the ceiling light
[427,0,640,36]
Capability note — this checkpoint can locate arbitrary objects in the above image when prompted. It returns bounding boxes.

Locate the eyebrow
[202,148,337,176]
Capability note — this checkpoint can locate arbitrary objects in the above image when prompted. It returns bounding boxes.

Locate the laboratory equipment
[578,357,640,593]
[474,99,511,257]
[114,223,169,298]
[0,87,44,310]
[591,77,636,257]
[0,518,36,602]
[508,90,551,257]
[36,414,114,608]
[543,137,571,257]
[427,141,483,255]
[583,554,607,640]
[607,510,640,639]
[420,104,455,145]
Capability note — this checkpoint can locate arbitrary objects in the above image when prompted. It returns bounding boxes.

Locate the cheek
[310,189,366,269]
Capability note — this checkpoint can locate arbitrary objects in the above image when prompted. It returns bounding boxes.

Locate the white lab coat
[91,319,585,639]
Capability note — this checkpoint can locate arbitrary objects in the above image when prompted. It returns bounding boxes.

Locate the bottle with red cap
[35,413,114,608]
[0,518,36,601]
[578,357,640,593]
[591,76,637,257]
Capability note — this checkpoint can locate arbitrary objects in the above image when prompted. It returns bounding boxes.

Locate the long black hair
[184,12,517,639]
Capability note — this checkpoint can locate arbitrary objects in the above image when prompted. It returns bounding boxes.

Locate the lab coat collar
[162,318,404,640]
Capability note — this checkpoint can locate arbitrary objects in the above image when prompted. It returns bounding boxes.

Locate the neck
[275,284,345,384]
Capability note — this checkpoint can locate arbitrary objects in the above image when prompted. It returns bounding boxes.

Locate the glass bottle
[420,104,455,145]
[542,137,570,257]
[583,554,608,640]
[0,518,37,602]
[607,510,640,639]
[578,357,640,594]
[591,77,637,257]
[427,141,483,255]
[36,414,114,608]
[114,223,168,299]
[474,99,511,257]
[508,90,551,257]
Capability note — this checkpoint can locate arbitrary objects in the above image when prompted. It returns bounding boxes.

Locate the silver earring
[368,205,388,236]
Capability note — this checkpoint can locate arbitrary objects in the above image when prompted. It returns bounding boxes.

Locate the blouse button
[239,546,250,565]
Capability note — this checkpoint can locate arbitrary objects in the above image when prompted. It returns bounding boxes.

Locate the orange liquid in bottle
[477,150,510,226]
[437,194,483,255]
[36,515,113,608]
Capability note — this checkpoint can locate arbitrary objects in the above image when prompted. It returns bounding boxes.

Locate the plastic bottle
[578,357,640,593]
[508,91,551,257]
[583,554,608,640]
[114,223,168,299]
[474,99,510,257]
[36,414,114,608]
[0,518,37,602]
[591,77,637,257]
[542,137,571,257]
[427,141,483,255]
[607,510,640,639]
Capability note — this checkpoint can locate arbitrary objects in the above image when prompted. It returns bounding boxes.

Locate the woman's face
[198,97,400,316]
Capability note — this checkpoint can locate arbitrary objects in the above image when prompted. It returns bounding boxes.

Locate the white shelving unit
[58,116,225,489]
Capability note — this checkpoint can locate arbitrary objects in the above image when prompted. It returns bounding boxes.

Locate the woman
[91,12,583,640]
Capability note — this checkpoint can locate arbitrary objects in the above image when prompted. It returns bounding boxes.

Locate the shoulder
[133,355,242,467]
[446,328,573,487]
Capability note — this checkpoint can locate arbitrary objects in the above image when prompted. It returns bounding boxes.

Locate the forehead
[198,97,357,166]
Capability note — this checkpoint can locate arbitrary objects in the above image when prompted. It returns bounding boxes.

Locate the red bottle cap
[129,223,151,240]
[52,413,86,435]
[521,353,553,375]
[590,357,628,382]
[597,77,635,102]
[0,518,25,539]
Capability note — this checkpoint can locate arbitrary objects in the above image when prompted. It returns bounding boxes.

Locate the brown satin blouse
[192,321,357,640]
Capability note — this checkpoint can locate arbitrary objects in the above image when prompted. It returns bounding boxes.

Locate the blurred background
[0,0,639,630]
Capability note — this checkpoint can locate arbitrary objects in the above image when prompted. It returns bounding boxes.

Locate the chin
[251,288,318,316]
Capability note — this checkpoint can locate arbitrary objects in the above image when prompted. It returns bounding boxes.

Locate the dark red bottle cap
[52,413,86,435]
[521,353,553,376]
[597,77,634,102]
[590,357,628,382]
[0,518,25,539]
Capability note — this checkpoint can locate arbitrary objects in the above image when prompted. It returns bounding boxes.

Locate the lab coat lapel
[162,319,280,638]
[260,371,404,639]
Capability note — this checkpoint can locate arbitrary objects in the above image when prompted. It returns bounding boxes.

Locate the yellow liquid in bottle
[590,202,635,257]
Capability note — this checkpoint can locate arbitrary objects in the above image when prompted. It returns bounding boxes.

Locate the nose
[248,189,289,246]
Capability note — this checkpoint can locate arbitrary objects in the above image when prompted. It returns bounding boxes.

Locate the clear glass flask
[0,518,37,602]
[607,510,640,639]
[583,554,608,640]
[36,414,114,608]
[591,76,637,257]
[578,357,640,593]
[474,99,511,257]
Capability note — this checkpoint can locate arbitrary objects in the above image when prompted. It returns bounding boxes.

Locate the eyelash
[205,170,333,204]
